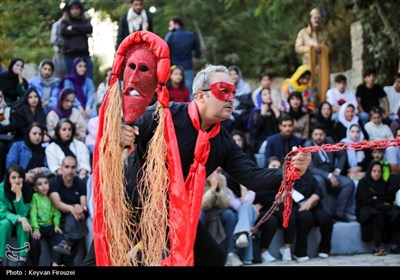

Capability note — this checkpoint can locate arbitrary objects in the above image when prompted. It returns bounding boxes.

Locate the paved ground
[250,254,399,266]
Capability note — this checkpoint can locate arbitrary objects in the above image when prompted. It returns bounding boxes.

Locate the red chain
[251,138,400,233]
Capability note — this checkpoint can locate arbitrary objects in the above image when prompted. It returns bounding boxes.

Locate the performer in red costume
[91,30,311,267]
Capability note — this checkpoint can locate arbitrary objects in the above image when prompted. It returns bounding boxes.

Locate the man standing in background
[116,0,153,49]
[295,8,330,105]
[165,17,201,97]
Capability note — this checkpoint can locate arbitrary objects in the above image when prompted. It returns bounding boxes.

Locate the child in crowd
[29,173,65,266]
[167,65,190,102]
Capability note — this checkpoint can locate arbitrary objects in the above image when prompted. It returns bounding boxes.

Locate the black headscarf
[0,58,28,103]
[4,165,33,209]
[24,122,46,171]
[53,118,76,158]
[364,161,387,198]
[315,102,335,137]
[288,92,306,120]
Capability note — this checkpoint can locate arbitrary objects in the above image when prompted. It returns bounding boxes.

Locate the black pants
[29,225,63,266]
[82,221,226,266]
[294,207,333,257]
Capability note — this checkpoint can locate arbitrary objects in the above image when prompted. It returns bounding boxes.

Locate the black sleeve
[221,134,283,194]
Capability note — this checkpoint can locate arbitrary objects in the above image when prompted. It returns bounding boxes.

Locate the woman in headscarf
[13,88,48,141]
[0,57,28,105]
[288,92,310,140]
[6,123,50,184]
[356,161,394,256]
[228,65,254,131]
[28,59,60,114]
[336,102,367,142]
[281,65,313,112]
[341,124,372,218]
[45,119,90,179]
[0,164,33,266]
[313,102,335,140]
[61,57,95,119]
[46,88,86,141]
[248,87,280,152]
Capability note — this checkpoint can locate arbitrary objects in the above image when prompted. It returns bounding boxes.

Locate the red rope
[251,138,400,233]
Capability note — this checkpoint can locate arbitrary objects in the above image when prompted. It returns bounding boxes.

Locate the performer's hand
[120,125,138,149]
[291,147,311,175]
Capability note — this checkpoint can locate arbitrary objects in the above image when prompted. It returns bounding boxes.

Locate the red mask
[203,82,236,101]
[122,47,158,124]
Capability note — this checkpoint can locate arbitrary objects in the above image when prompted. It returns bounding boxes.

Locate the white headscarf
[338,102,359,128]
[341,124,365,167]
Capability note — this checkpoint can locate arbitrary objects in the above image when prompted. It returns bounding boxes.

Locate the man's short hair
[171,17,184,27]
[311,124,326,134]
[259,72,271,81]
[335,74,347,83]
[363,68,377,78]
[278,113,293,125]
[192,64,229,95]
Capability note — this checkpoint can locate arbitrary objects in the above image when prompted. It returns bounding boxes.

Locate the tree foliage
[0,0,398,84]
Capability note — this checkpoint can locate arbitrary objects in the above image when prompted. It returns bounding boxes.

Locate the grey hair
[192,64,229,96]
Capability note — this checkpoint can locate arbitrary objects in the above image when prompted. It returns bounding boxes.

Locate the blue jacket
[264,133,304,166]
[165,28,201,70]
[6,141,49,172]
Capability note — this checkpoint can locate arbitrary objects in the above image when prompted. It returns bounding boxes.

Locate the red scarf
[163,101,221,265]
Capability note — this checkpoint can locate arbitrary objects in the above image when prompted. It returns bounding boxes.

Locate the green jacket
[0,182,30,225]
[29,193,61,231]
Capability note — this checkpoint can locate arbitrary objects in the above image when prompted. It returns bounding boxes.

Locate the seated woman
[45,119,91,179]
[0,164,33,266]
[46,88,87,141]
[313,102,336,141]
[336,103,367,142]
[281,65,313,112]
[0,57,28,105]
[13,88,48,142]
[248,87,280,152]
[60,57,95,119]
[356,161,395,256]
[293,170,334,262]
[288,92,310,140]
[364,107,393,140]
[0,89,16,180]
[28,59,60,114]
[6,123,50,184]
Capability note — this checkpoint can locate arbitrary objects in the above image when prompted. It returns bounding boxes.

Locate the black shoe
[333,215,349,223]
[17,261,27,266]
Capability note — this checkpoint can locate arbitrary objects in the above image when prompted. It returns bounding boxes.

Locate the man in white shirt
[384,72,400,121]
[326,74,357,120]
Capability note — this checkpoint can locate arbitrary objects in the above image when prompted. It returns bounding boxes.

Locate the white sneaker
[293,255,309,262]
[261,250,276,262]
[279,247,292,261]
[318,252,329,258]
[235,233,249,248]
[225,252,243,266]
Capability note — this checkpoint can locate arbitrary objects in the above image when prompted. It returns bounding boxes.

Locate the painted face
[206,82,236,102]
[122,47,158,124]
